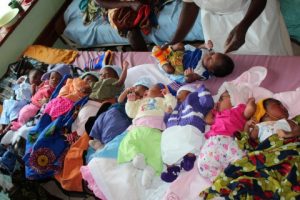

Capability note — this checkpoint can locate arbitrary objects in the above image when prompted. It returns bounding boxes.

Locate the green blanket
[201,131,300,199]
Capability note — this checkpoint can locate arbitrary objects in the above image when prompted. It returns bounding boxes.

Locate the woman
[165,0,293,55]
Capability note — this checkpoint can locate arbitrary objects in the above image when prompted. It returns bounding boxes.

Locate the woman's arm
[167,2,200,46]
[224,0,267,53]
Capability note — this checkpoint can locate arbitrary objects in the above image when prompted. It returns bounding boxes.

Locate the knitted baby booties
[160,165,181,183]
[180,154,196,171]
[0,148,17,174]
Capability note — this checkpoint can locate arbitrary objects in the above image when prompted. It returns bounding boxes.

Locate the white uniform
[183,0,293,55]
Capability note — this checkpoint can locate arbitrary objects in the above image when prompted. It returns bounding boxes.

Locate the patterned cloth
[198,135,245,182]
[200,132,300,199]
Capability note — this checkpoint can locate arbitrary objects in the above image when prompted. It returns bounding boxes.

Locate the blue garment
[183,47,212,80]
[90,104,131,144]
[87,131,128,163]
[0,99,28,124]
[23,97,89,180]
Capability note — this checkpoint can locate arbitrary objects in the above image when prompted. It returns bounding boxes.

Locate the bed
[62,0,204,48]
[76,52,300,200]
[61,0,300,49]
[1,45,300,199]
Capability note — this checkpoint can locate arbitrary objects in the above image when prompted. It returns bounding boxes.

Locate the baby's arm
[161,86,177,109]
[125,93,140,119]
[118,87,135,103]
[184,68,202,83]
[277,120,300,138]
[204,109,214,125]
[243,98,256,119]
[115,61,128,87]
[244,119,259,140]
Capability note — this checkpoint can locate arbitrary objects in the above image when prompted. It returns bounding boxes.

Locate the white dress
[183,0,293,55]
[256,119,291,142]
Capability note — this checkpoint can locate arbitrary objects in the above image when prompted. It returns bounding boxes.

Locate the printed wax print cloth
[200,132,300,199]
[23,97,88,180]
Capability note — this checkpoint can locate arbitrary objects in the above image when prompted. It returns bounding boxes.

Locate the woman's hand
[224,24,247,54]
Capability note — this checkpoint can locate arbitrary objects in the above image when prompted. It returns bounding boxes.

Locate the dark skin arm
[224,0,267,53]
[167,2,200,46]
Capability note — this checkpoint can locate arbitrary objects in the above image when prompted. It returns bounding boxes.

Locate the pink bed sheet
[73,51,300,94]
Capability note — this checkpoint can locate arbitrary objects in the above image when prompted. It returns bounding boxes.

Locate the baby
[118,83,177,188]
[43,71,99,120]
[197,91,256,183]
[152,40,234,82]
[10,64,71,131]
[245,98,300,142]
[161,84,214,182]
[0,69,43,134]
[89,76,152,150]
[71,62,128,136]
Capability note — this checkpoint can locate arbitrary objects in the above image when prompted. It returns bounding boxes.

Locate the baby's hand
[122,61,129,71]
[127,92,137,101]
[39,97,49,105]
[126,87,135,94]
[245,118,257,129]
[184,68,194,76]
[165,106,173,113]
[161,85,170,96]
[277,129,287,139]
[16,76,26,84]
[205,40,213,50]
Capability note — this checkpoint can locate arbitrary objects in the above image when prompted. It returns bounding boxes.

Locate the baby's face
[177,90,191,103]
[144,85,163,98]
[216,91,232,112]
[49,72,62,87]
[99,68,117,80]
[134,85,148,99]
[202,52,223,72]
[265,101,289,120]
[29,70,42,86]
[83,75,98,85]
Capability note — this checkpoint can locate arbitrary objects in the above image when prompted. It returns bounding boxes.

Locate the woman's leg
[127,28,148,51]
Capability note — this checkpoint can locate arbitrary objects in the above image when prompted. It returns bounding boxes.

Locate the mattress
[63,0,204,47]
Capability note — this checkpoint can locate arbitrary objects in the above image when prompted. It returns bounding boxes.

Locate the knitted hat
[103,65,122,78]
[177,84,197,95]
[133,76,152,89]
[253,99,266,122]
[41,64,71,81]
[80,71,99,81]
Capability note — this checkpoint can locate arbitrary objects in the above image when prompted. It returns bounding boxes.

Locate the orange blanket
[23,45,78,64]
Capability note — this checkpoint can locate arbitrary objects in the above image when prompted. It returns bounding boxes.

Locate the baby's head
[255,98,289,122]
[202,52,234,77]
[133,77,152,99]
[42,64,71,87]
[49,72,62,88]
[99,65,122,80]
[144,83,164,98]
[28,69,43,86]
[176,85,197,103]
[81,72,99,85]
[216,91,232,112]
